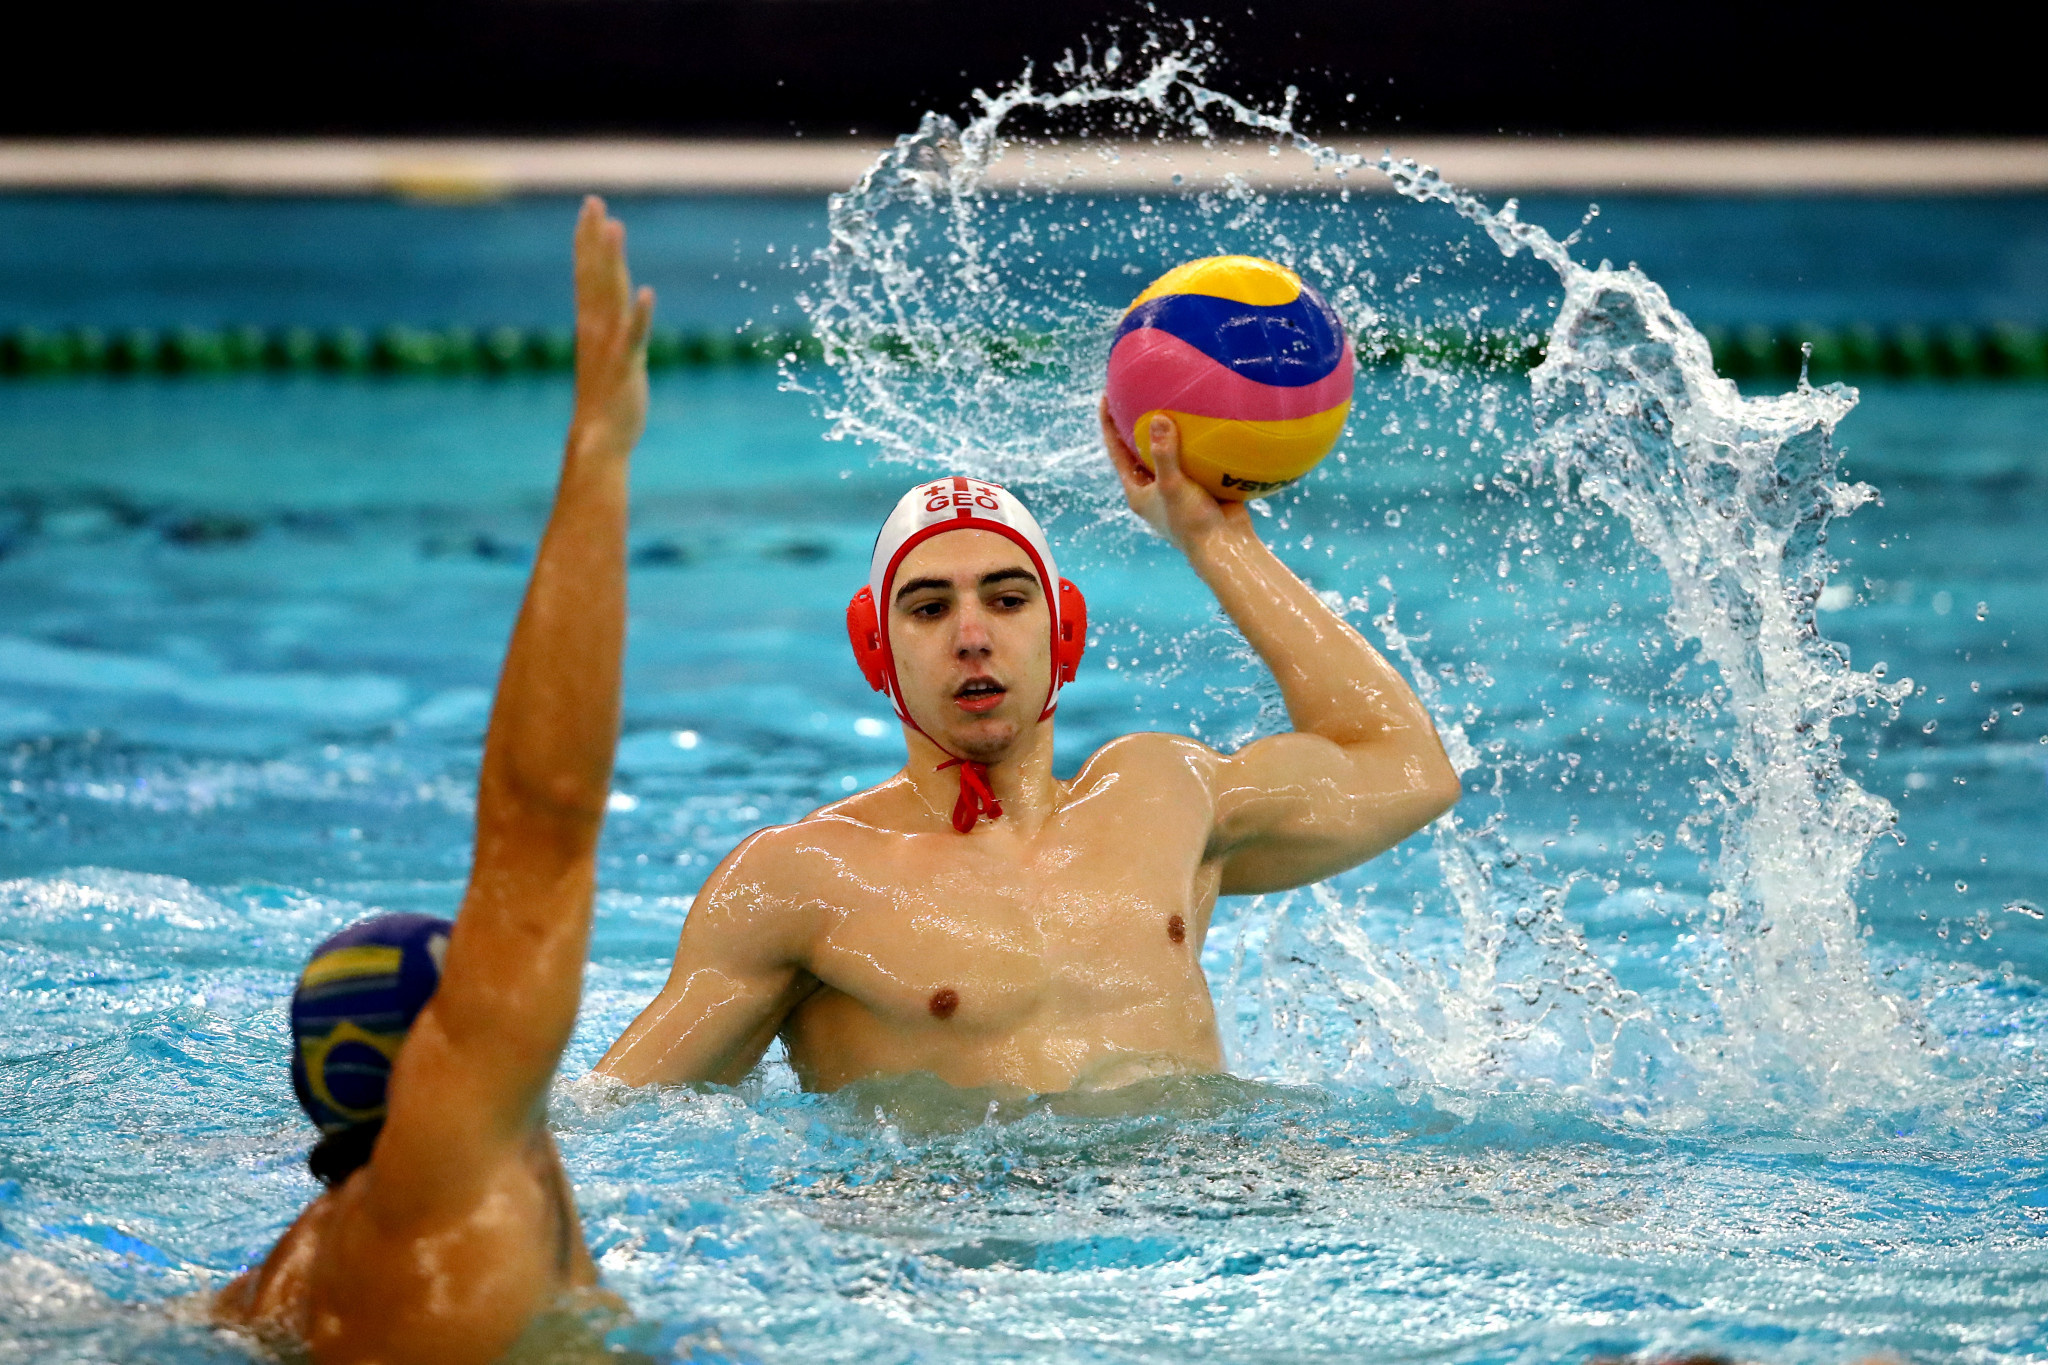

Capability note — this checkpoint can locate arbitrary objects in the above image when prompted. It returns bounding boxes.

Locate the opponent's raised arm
[1104,403,1460,894]
[375,199,653,1205]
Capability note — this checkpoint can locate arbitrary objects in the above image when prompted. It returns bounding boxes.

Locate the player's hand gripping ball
[1105,255,1355,501]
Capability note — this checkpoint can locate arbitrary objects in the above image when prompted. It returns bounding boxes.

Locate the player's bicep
[1208,731,1353,856]
[1210,732,1451,894]
[344,826,600,1230]
[416,826,597,1095]
[357,998,534,1230]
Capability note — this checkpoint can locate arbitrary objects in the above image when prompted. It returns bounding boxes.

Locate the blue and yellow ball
[1105,255,1355,501]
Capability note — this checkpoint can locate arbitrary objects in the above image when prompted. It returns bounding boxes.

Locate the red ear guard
[1056,578,1087,684]
[847,586,888,692]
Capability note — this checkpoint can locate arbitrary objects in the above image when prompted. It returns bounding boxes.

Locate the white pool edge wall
[5,138,2048,197]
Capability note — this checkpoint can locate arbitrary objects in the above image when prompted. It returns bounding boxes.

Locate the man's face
[887,529,1053,763]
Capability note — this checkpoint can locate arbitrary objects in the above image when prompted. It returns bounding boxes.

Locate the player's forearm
[595,969,786,1087]
[1184,517,1446,759]
[408,201,648,1108]
[434,429,626,1062]
[476,425,631,840]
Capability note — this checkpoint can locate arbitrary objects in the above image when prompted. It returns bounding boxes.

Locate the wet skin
[598,408,1463,1097]
[214,197,650,1364]
[213,1133,603,1361]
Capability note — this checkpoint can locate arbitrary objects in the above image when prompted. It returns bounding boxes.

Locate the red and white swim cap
[845,476,1087,831]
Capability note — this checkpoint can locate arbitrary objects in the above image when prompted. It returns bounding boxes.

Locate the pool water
[4,76,2048,1365]
[0,361,2041,1360]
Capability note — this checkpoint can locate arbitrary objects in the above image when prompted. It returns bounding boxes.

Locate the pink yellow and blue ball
[1105,255,1355,501]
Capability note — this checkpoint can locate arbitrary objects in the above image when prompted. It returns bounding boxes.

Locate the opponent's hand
[571,196,655,457]
[1100,398,1251,555]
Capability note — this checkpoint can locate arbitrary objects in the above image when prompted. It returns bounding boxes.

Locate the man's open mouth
[953,678,1007,714]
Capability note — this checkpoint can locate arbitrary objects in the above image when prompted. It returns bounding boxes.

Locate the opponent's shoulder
[213,1192,333,1334]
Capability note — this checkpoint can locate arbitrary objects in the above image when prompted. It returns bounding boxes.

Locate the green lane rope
[1,321,2044,382]
[0,324,821,377]
[1696,322,2048,382]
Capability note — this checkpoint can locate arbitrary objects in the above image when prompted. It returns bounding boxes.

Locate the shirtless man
[213,196,653,1363]
[598,404,1461,1095]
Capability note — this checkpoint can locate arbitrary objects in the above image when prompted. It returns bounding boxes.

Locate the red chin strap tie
[935,757,1003,834]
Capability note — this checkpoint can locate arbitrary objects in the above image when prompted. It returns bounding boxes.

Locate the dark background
[3,0,2038,139]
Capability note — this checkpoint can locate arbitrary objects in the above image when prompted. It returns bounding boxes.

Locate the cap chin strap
[934,756,1003,834]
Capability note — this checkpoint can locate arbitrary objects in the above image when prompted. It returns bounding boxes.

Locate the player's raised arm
[371,197,653,1214]
[1103,402,1460,895]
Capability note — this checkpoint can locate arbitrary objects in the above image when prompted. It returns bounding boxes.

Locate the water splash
[796,37,1537,510]
[1357,172,1931,1112]
[1518,264,1927,1107]
[800,38,1924,1119]
[1206,592,1683,1116]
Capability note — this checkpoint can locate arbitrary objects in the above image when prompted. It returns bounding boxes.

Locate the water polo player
[598,408,1460,1096]
[213,197,652,1363]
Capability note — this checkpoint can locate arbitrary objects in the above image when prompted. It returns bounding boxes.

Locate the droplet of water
[1955,880,1968,894]
[1975,601,1989,620]
[2004,900,2045,920]
[1922,720,1938,734]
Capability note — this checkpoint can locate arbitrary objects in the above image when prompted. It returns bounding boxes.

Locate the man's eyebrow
[894,567,1038,605]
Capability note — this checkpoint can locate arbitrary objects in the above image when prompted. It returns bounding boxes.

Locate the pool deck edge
[5,138,2048,196]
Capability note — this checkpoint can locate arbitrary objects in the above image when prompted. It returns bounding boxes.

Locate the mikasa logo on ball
[1219,473,1296,493]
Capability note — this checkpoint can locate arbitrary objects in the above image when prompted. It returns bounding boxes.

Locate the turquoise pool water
[3,98,2048,1365]
[0,361,2042,1360]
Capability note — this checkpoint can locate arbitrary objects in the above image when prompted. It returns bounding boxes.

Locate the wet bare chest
[807,814,1212,1031]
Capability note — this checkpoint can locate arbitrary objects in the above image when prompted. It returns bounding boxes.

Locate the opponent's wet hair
[290,913,452,1186]
[306,1120,385,1187]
